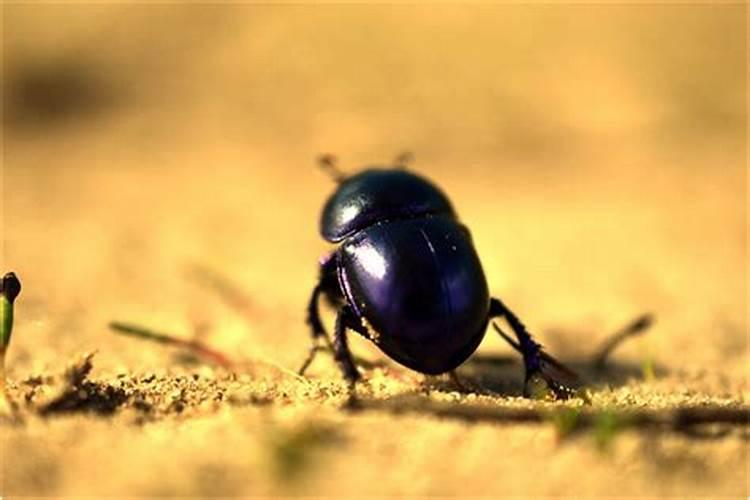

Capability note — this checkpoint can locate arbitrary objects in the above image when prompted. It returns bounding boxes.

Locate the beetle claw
[448,370,473,393]
[524,358,579,401]
[491,310,581,401]
[341,379,363,410]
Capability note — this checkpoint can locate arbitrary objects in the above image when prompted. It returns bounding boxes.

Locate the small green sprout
[594,410,626,451]
[267,423,341,485]
[0,272,21,396]
[551,407,582,440]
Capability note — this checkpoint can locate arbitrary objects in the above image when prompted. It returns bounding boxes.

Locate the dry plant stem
[109,322,235,368]
[109,321,307,381]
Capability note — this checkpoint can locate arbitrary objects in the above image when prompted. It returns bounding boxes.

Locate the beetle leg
[333,306,362,396]
[298,283,333,375]
[329,306,365,408]
[309,283,335,348]
[299,254,342,375]
[448,370,472,393]
[489,298,579,400]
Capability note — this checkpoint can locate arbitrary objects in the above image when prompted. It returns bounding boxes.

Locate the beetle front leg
[489,298,579,400]
[298,283,334,375]
[332,306,362,389]
[299,254,341,376]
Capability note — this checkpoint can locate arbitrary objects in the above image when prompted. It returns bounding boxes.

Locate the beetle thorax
[320,169,456,243]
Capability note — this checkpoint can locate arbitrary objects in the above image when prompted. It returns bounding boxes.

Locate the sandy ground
[1,3,748,497]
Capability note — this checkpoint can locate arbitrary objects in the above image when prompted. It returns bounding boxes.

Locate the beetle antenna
[394,151,414,169]
[317,154,347,183]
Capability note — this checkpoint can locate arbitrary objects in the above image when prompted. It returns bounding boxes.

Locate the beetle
[299,155,577,399]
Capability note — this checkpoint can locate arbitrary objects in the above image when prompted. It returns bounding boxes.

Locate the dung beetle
[300,155,577,399]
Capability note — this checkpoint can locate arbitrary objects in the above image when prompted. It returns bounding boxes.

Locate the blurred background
[2,3,746,388]
[1,3,747,497]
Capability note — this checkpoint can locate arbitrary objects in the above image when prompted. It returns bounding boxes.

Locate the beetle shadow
[459,353,669,397]
[454,313,665,397]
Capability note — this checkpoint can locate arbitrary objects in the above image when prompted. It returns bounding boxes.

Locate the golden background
[1,3,747,496]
